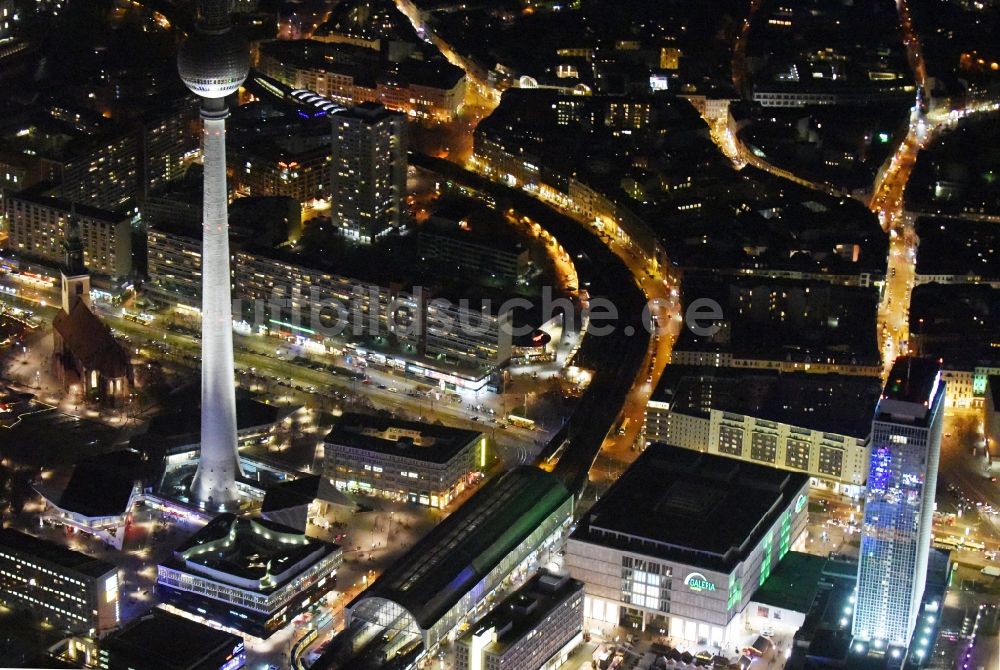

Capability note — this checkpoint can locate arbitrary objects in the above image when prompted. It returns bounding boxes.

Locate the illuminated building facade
[643,367,879,489]
[145,229,512,382]
[230,142,329,205]
[0,528,120,636]
[565,444,808,648]
[232,249,422,351]
[605,100,652,130]
[256,39,466,121]
[751,85,915,108]
[424,297,513,370]
[418,220,530,286]
[55,132,139,211]
[455,570,584,670]
[156,514,342,639]
[853,357,944,654]
[323,412,485,508]
[146,223,204,305]
[138,98,200,199]
[330,103,406,243]
[0,0,15,38]
[5,187,133,278]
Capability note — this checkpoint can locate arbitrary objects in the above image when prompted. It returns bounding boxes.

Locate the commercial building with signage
[324,413,485,508]
[156,514,342,639]
[565,444,809,650]
[0,528,121,636]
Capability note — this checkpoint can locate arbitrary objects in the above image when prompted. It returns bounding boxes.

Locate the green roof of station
[349,466,571,630]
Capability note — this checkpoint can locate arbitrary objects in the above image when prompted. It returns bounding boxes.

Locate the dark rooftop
[8,182,130,224]
[50,449,149,519]
[336,102,402,124]
[420,199,527,257]
[0,409,120,467]
[146,397,284,438]
[0,528,116,579]
[652,366,881,438]
[571,444,809,572]
[784,556,858,670]
[881,357,941,405]
[53,301,131,379]
[325,412,483,464]
[915,216,1000,279]
[102,609,243,670]
[317,0,419,44]
[674,275,881,368]
[752,551,827,614]
[261,474,351,514]
[349,466,571,630]
[908,283,1000,368]
[989,376,1000,412]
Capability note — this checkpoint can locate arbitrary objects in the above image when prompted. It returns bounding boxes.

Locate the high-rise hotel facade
[853,357,944,654]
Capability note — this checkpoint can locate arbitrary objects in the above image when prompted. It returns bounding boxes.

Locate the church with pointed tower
[52,212,133,404]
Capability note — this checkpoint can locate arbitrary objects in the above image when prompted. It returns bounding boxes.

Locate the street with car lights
[723,2,1000,664]
[4,1,1000,668]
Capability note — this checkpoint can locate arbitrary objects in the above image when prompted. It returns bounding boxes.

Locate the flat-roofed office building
[0,528,121,636]
[323,412,485,508]
[456,570,584,670]
[156,514,342,639]
[58,609,246,670]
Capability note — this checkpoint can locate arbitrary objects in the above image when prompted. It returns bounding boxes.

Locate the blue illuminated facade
[853,358,944,655]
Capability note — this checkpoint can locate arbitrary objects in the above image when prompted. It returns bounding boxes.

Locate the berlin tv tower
[177,0,249,508]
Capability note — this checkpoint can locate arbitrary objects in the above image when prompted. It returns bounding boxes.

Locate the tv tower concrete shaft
[178,0,249,508]
[190,108,244,507]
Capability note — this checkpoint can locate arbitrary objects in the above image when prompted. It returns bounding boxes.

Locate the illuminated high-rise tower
[853,357,943,656]
[330,103,406,244]
[177,0,249,508]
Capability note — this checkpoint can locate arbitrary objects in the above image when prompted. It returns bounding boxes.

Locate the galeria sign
[684,572,716,592]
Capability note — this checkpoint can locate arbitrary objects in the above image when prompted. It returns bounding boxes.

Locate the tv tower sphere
[177,19,249,99]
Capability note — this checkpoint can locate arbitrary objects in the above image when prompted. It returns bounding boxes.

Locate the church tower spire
[60,206,91,313]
